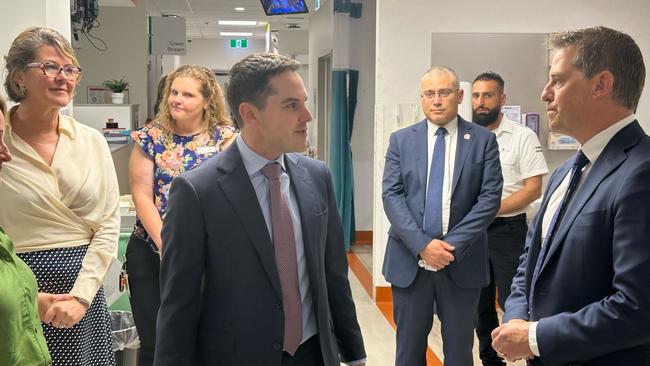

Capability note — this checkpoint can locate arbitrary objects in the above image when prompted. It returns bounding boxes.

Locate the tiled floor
[348,244,525,366]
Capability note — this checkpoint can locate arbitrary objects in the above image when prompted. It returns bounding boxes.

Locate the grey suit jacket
[382,116,502,288]
[154,143,366,366]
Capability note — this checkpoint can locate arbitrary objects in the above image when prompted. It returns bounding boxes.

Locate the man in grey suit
[155,53,366,366]
[493,26,650,366]
[382,65,503,365]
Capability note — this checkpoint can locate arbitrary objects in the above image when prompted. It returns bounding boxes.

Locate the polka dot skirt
[18,245,116,366]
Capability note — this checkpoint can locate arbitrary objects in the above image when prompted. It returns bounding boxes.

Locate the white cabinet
[73,104,140,132]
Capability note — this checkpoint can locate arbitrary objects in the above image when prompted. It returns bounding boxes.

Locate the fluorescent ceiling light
[234,7,245,12]
[218,20,257,26]
[220,32,253,37]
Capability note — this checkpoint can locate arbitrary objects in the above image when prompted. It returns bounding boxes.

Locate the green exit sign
[230,39,248,48]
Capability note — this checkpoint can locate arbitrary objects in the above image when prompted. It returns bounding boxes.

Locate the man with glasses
[382,65,502,365]
[471,71,548,366]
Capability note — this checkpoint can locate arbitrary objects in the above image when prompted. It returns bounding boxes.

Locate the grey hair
[422,65,460,90]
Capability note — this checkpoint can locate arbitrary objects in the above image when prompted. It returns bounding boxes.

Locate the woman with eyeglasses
[127,64,236,366]
[0,27,119,365]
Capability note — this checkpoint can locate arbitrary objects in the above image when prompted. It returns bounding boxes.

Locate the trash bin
[110,310,140,366]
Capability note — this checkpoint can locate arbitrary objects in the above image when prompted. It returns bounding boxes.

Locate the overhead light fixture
[218,20,257,26]
[234,7,245,12]
[220,32,253,37]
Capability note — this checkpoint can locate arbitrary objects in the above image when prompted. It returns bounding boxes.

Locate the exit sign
[230,39,248,48]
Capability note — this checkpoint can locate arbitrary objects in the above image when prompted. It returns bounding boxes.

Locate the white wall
[308,0,333,147]
[348,1,376,231]
[278,30,309,56]
[372,0,650,287]
[161,37,267,74]
[74,3,148,123]
[0,0,71,102]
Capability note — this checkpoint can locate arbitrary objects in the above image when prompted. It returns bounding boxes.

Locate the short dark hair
[227,53,300,126]
[473,71,505,93]
[548,26,645,111]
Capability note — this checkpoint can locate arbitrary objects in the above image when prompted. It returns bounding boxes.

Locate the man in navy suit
[493,26,650,365]
[155,53,366,366]
[382,65,503,365]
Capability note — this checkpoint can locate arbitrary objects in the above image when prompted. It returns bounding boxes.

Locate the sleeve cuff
[529,321,540,356]
[345,358,367,365]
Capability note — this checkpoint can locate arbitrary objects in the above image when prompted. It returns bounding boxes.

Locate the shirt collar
[580,114,636,163]
[427,116,458,136]
[57,113,75,139]
[236,135,286,177]
[493,115,514,137]
[5,107,75,139]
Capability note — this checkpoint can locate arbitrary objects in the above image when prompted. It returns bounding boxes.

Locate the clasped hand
[38,293,88,329]
[491,319,535,362]
[419,239,455,271]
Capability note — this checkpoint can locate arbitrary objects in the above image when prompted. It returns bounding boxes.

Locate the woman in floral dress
[126,64,236,366]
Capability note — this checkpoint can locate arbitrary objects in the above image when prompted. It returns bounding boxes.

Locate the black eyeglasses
[26,62,82,81]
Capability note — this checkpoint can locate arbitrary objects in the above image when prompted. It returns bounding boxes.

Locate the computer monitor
[260,0,309,16]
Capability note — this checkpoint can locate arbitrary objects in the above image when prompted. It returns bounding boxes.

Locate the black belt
[490,213,526,227]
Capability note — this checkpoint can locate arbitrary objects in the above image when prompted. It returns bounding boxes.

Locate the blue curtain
[330,69,358,250]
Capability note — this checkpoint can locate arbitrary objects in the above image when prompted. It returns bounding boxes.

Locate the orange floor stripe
[347,251,444,366]
[347,252,373,298]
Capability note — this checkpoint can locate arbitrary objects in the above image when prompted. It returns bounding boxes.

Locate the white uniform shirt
[493,117,549,217]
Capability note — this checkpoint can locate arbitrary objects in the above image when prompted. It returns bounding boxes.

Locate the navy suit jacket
[154,143,366,366]
[382,116,502,288]
[504,121,650,365]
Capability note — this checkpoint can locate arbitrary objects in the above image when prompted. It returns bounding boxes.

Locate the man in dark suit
[493,26,650,365]
[382,65,503,365]
[154,53,366,366]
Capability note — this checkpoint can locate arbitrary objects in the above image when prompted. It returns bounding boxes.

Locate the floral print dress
[130,123,236,247]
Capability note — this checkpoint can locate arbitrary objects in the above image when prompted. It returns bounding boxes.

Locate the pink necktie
[261,162,302,355]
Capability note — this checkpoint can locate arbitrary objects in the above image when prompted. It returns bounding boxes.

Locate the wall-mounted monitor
[260,0,309,16]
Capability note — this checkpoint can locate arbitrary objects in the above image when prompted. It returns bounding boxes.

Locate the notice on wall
[149,16,187,55]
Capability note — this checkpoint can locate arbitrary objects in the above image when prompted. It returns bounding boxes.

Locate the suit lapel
[216,145,282,301]
[527,162,571,290]
[413,119,429,195]
[285,154,322,299]
[451,117,473,195]
[539,121,643,273]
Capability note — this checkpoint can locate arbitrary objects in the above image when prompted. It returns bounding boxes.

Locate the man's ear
[457,88,464,104]
[239,102,260,126]
[592,70,614,99]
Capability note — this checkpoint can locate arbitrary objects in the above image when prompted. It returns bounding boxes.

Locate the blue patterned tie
[530,150,589,308]
[423,127,447,238]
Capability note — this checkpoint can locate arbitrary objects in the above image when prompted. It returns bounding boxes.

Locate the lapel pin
[464,133,471,140]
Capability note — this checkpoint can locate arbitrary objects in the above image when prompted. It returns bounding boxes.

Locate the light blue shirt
[236,136,317,345]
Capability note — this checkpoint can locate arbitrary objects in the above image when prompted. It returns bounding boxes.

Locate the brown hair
[227,53,300,127]
[548,26,645,111]
[4,27,81,102]
[156,64,232,140]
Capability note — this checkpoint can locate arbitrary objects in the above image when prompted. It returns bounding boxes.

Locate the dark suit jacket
[154,143,366,366]
[504,121,650,365]
[382,116,502,288]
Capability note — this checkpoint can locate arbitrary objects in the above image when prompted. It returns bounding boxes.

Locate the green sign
[230,39,248,48]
